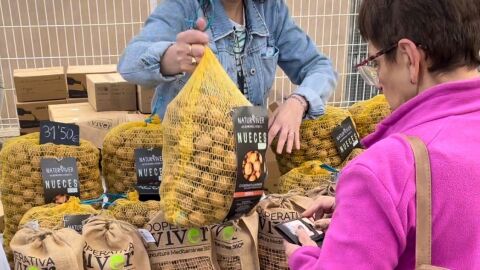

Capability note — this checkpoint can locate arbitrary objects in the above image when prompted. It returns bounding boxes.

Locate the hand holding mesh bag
[160,47,251,227]
[271,106,353,174]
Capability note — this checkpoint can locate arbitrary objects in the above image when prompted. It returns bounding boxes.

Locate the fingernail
[297,225,304,230]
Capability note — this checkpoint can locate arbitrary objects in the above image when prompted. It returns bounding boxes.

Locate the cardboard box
[49,103,145,148]
[17,99,67,134]
[86,73,137,112]
[67,98,89,103]
[14,67,67,102]
[137,86,155,114]
[67,65,117,98]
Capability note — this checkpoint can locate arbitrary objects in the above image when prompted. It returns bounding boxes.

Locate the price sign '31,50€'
[40,120,80,146]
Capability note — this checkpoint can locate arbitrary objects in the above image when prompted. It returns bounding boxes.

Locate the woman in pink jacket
[285,0,480,269]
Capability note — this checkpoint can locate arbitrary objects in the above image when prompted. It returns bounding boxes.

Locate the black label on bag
[331,117,361,161]
[40,120,80,146]
[134,148,162,201]
[63,214,92,233]
[226,106,268,221]
[41,157,80,204]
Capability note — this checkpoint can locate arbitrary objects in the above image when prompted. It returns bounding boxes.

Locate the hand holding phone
[274,218,325,246]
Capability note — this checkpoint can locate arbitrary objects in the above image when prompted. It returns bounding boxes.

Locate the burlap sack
[19,197,99,230]
[271,106,352,174]
[82,216,151,270]
[0,132,102,262]
[348,94,391,138]
[278,160,333,194]
[305,183,336,199]
[108,191,161,228]
[11,227,84,270]
[256,192,313,270]
[161,47,252,227]
[102,116,163,194]
[212,210,260,270]
[145,211,219,270]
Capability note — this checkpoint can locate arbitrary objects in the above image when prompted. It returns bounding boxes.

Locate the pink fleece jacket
[289,78,480,269]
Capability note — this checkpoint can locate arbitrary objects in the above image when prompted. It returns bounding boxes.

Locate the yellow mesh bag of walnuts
[160,47,251,227]
[19,197,98,229]
[271,106,352,174]
[348,94,391,138]
[278,160,334,194]
[256,191,313,270]
[0,132,102,262]
[108,191,161,228]
[102,116,162,194]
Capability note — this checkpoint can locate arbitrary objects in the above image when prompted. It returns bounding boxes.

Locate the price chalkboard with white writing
[40,120,80,146]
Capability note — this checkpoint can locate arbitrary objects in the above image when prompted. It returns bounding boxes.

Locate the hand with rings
[160,17,209,75]
[268,95,308,154]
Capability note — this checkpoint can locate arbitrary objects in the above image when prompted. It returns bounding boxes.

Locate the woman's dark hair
[358,0,480,73]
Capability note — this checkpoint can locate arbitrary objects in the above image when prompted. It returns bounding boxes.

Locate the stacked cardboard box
[137,85,155,114]
[66,65,117,99]
[14,66,139,135]
[48,103,145,148]
[86,73,137,112]
[14,67,68,134]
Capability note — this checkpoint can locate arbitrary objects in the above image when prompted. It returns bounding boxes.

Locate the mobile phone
[274,218,325,246]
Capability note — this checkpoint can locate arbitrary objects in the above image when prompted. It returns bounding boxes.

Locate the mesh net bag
[146,211,219,270]
[271,106,352,174]
[256,192,313,270]
[102,116,163,194]
[278,160,333,194]
[108,191,161,228]
[348,94,391,138]
[11,227,84,270]
[82,215,151,270]
[212,210,260,270]
[19,197,98,229]
[160,47,251,227]
[0,132,102,262]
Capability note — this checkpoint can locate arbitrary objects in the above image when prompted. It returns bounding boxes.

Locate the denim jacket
[118,0,338,119]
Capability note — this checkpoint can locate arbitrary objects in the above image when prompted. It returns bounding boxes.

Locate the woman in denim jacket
[118,0,337,154]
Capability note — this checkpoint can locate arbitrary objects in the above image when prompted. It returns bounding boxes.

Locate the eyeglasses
[355,42,427,88]
[355,43,398,88]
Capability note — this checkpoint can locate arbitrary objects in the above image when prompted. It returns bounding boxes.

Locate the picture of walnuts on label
[242,151,263,182]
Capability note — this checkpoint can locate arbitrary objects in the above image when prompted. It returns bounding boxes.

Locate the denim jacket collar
[209,0,269,41]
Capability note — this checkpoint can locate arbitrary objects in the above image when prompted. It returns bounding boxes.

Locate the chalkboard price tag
[40,120,80,146]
